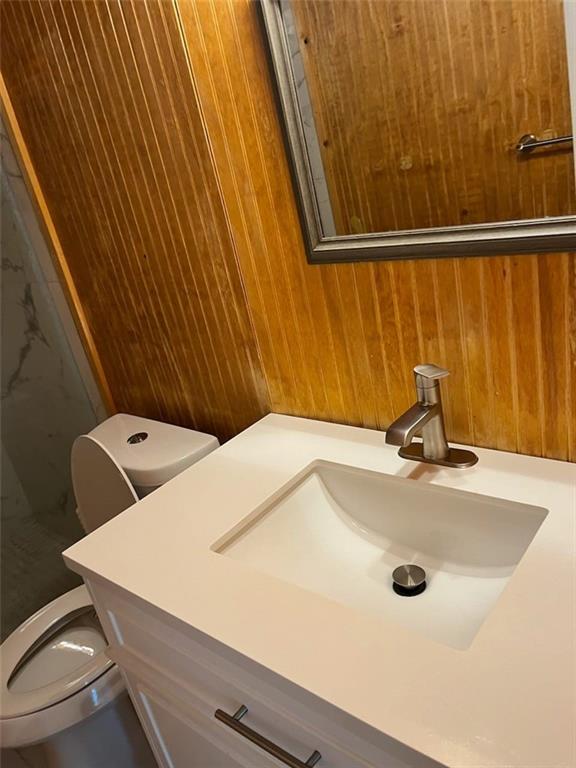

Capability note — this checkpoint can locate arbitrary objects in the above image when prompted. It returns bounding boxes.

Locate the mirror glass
[263,0,576,259]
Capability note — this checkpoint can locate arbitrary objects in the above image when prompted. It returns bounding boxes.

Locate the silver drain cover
[392,564,426,596]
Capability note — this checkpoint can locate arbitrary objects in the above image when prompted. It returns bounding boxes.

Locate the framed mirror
[259,0,576,262]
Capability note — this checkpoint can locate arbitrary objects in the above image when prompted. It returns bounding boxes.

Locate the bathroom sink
[216,460,548,649]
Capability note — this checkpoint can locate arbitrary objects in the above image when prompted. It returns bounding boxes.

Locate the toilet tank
[87,414,219,498]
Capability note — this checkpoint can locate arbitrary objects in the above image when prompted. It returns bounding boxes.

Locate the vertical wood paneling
[2,0,574,460]
[178,0,574,461]
[1,0,268,441]
[290,0,575,234]
[1,76,115,414]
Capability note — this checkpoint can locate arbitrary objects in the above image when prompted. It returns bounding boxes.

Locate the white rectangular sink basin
[216,460,548,649]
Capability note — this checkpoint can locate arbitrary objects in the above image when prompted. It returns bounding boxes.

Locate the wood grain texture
[290,0,576,234]
[178,0,575,461]
[2,0,574,460]
[1,74,115,414]
[1,0,268,441]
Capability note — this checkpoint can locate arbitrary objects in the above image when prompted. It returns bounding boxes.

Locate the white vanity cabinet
[88,579,441,768]
[64,415,576,768]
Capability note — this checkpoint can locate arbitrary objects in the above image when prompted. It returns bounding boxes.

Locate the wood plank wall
[1,0,268,440]
[291,0,576,234]
[2,0,574,460]
[179,0,575,461]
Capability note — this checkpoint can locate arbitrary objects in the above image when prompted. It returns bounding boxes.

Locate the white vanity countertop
[64,414,576,768]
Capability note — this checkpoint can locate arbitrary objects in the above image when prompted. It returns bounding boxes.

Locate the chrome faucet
[386,364,478,468]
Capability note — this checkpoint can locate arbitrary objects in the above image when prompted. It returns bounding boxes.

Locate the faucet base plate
[398,443,479,469]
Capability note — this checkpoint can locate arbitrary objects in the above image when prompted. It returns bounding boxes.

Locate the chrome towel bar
[516,133,573,153]
[215,705,322,767]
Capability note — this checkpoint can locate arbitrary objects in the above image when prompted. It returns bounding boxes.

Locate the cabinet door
[124,672,276,768]
[140,689,243,768]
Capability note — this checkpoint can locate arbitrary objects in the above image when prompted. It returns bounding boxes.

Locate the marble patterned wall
[1,127,104,640]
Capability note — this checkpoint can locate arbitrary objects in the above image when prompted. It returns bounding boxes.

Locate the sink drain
[392,564,426,596]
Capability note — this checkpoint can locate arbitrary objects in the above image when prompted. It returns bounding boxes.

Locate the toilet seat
[0,585,114,720]
[0,660,125,749]
[0,586,113,719]
[0,585,127,747]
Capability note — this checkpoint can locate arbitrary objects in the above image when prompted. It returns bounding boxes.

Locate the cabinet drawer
[91,581,439,768]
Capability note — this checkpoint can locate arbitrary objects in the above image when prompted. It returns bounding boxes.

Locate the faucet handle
[413,364,449,390]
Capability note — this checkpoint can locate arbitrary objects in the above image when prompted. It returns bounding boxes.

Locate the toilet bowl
[0,414,219,766]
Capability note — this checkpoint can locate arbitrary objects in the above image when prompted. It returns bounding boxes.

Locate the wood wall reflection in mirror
[261,0,576,260]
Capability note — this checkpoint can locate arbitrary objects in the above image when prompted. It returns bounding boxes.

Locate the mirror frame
[259,0,576,263]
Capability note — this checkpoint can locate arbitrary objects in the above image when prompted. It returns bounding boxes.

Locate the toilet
[0,414,219,767]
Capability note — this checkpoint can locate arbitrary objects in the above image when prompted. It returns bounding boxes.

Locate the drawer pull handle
[215,705,322,767]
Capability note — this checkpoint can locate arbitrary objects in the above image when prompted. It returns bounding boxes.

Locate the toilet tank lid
[88,414,219,487]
